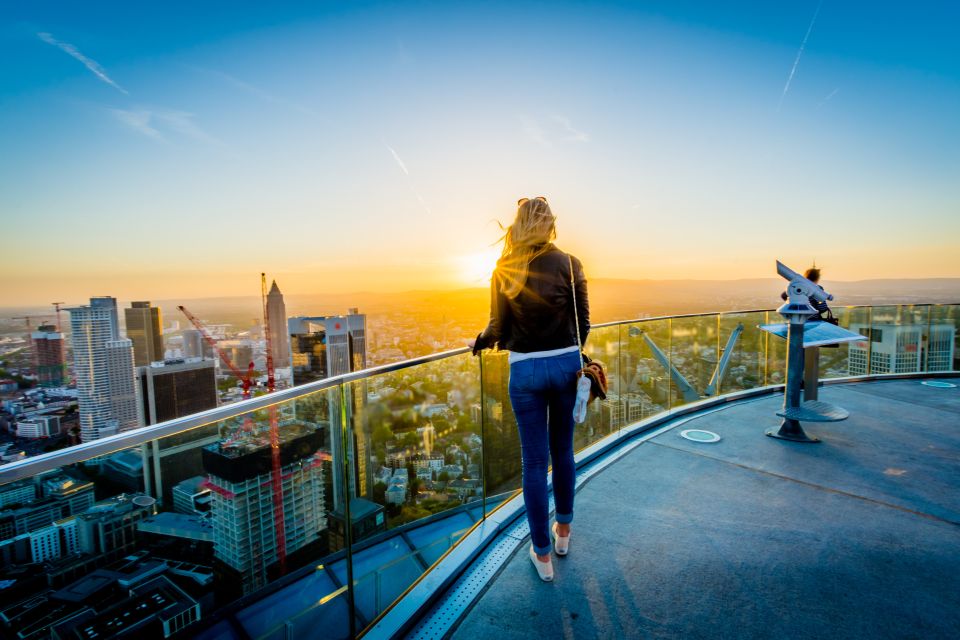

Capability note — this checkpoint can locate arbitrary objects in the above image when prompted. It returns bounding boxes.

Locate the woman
[469,196,589,582]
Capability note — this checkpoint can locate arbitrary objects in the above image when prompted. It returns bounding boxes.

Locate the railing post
[763,311,770,386]
[716,314,722,396]
[667,318,673,410]
[478,353,488,518]
[866,306,874,374]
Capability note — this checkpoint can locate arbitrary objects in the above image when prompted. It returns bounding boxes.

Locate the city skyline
[2,1,959,305]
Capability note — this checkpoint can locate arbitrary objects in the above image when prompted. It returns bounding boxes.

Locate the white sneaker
[552,522,570,556]
[529,545,554,581]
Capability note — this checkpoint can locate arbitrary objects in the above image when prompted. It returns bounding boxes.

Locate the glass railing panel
[667,315,717,408]
[346,531,465,624]
[927,304,959,373]
[0,383,353,640]
[863,305,910,374]
[826,305,872,378]
[576,324,621,452]
[714,311,768,395]
[234,566,351,640]
[619,318,672,419]
[763,310,788,386]
[343,352,480,633]
[343,352,480,536]
[815,305,855,380]
[479,350,521,512]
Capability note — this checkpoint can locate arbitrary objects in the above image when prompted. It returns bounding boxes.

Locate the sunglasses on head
[517,196,548,205]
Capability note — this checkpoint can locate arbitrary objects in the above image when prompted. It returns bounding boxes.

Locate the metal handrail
[3,302,957,484]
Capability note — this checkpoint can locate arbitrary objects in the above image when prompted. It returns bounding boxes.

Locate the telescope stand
[766,320,820,442]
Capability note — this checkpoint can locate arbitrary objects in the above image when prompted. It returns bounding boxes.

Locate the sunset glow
[0,2,958,307]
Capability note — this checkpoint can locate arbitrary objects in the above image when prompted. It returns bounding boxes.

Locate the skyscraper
[125,301,164,366]
[31,324,66,387]
[138,358,219,503]
[138,358,218,425]
[68,298,142,442]
[266,280,291,368]
[288,310,366,385]
[202,421,326,594]
[288,310,368,504]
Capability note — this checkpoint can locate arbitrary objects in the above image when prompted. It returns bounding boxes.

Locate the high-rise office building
[925,324,956,371]
[138,358,217,425]
[288,310,366,385]
[68,298,142,442]
[266,280,291,368]
[32,324,67,387]
[136,359,219,505]
[106,339,141,433]
[125,301,164,366]
[288,311,368,503]
[848,323,956,375]
[202,421,326,594]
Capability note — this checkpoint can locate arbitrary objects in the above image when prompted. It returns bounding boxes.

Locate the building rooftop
[445,379,960,639]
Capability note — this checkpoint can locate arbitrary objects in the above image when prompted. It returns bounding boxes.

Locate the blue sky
[1,1,958,304]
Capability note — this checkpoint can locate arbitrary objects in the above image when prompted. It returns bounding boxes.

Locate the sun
[457,248,500,285]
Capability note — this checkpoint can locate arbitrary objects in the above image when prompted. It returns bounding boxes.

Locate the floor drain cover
[680,429,721,443]
[922,380,957,388]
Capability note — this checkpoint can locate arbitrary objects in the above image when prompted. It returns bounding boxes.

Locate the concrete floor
[449,380,960,640]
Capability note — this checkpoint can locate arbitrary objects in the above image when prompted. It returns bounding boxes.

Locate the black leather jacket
[473,244,590,355]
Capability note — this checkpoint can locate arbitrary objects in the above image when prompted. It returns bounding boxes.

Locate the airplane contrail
[777,0,823,111]
[38,32,128,95]
[385,143,410,176]
[384,142,431,216]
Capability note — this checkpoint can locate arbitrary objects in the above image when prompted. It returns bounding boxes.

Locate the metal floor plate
[406,517,528,640]
[777,400,849,422]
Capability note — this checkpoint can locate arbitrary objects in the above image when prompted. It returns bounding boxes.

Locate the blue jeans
[508,350,580,555]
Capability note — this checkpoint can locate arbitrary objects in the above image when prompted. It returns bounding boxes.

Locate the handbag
[568,254,608,407]
[820,308,840,348]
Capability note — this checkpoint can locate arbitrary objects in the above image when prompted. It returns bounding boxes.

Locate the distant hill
[2,278,959,330]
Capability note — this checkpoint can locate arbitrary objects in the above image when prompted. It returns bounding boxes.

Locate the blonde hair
[495,197,557,298]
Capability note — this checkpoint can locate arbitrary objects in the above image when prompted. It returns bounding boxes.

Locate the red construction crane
[177,305,256,399]
[261,272,286,574]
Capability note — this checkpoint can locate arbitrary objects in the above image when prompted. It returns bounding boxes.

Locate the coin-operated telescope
[766,261,841,442]
[776,261,832,323]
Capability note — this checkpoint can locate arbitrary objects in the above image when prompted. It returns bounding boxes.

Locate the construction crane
[177,305,256,399]
[261,272,286,574]
[51,303,65,331]
[11,315,54,330]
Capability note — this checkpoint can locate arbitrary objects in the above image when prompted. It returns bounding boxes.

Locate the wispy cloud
[384,142,431,216]
[111,108,219,144]
[551,115,590,142]
[777,0,823,111]
[816,87,840,109]
[111,109,162,140]
[38,32,128,95]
